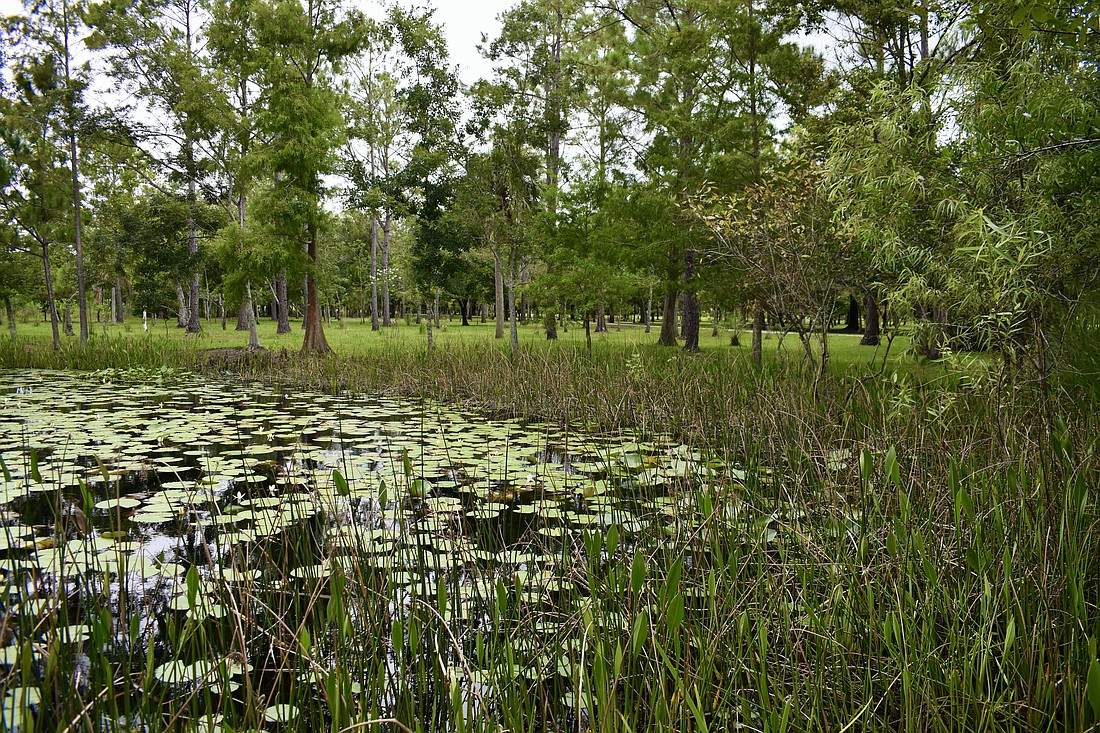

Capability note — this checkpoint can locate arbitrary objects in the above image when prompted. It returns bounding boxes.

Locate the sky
[422,0,515,85]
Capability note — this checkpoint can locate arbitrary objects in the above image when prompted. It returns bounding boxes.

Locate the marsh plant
[0,360,1097,732]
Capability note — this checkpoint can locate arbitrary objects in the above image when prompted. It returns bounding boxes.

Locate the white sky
[420,0,513,85]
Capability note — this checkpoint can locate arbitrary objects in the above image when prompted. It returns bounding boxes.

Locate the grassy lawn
[5,313,919,376]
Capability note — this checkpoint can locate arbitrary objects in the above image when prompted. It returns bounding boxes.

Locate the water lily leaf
[264,704,299,723]
[0,687,39,731]
[0,646,19,666]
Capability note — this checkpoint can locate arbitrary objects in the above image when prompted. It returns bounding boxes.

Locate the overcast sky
[422,0,514,85]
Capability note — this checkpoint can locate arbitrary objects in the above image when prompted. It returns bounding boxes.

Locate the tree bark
[595,301,607,332]
[657,286,678,346]
[302,266,309,330]
[751,305,764,365]
[382,213,392,327]
[176,282,188,329]
[41,242,61,349]
[494,252,505,339]
[114,278,123,323]
[845,294,861,333]
[187,178,201,333]
[4,296,15,338]
[64,0,88,347]
[426,290,434,351]
[276,269,291,334]
[236,301,251,331]
[508,246,519,356]
[371,216,380,331]
[861,292,881,346]
[301,224,330,354]
[682,250,700,352]
[645,285,652,333]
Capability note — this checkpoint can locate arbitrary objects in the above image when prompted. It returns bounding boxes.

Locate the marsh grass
[0,326,1098,732]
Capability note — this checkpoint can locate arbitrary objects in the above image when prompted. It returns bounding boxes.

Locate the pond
[0,367,749,731]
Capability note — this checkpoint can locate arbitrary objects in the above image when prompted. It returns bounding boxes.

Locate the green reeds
[0,335,1097,732]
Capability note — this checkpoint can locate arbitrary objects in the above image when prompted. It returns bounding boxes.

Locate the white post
[143,309,148,332]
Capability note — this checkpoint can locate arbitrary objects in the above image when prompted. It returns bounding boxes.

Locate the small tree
[694,160,853,377]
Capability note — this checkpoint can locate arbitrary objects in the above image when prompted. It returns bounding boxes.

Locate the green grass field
[5,312,917,375]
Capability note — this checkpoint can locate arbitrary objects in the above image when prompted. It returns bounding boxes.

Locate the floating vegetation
[0,368,1095,732]
[0,368,754,731]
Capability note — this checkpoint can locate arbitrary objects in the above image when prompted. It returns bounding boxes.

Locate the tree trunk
[645,285,652,333]
[751,305,764,365]
[114,278,123,323]
[236,301,251,331]
[382,212,392,327]
[69,141,87,344]
[595,301,607,332]
[584,310,591,351]
[481,303,487,323]
[657,286,678,346]
[63,299,74,336]
[426,291,434,351]
[186,178,201,333]
[371,216,380,331]
[302,267,309,330]
[64,5,88,347]
[176,282,188,329]
[494,252,505,339]
[712,305,720,337]
[845,294,861,333]
[861,292,880,346]
[434,290,441,329]
[682,250,700,352]
[459,297,470,326]
[301,224,330,354]
[41,242,61,349]
[508,246,519,356]
[4,296,15,338]
[276,269,291,334]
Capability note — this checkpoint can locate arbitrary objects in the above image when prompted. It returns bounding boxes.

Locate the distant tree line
[1,0,1096,373]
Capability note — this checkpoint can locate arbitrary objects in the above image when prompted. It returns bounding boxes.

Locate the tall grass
[1,331,1098,732]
